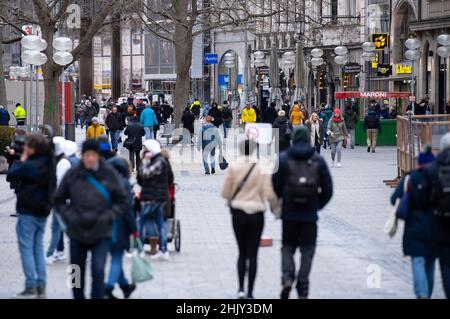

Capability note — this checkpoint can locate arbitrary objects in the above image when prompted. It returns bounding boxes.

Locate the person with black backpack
[272,110,293,153]
[7,133,55,298]
[425,132,450,298]
[363,109,381,153]
[272,127,333,299]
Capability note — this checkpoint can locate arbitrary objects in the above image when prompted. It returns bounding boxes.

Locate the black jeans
[231,209,264,296]
[70,238,110,299]
[281,221,317,298]
[436,244,450,299]
[129,148,141,170]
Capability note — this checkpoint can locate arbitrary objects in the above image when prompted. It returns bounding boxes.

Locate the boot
[105,287,118,299]
[149,237,158,255]
[120,284,136,299]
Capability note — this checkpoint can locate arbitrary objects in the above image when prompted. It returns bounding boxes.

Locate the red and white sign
[335,91,411,99]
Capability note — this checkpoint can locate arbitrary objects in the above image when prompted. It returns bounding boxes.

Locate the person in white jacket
[46,137,79,264]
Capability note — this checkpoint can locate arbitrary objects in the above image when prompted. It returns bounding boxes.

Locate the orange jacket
[290,105,305,125]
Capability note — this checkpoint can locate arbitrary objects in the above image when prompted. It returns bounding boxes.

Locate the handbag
[123,137,135,150]
[384,198,399,238]
[228,163,256,207]
[395,175,410,220]
[130,237,153,283]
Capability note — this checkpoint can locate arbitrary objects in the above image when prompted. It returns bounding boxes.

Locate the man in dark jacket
[0,105,10,125]
[124,115,146,170]
[344,106,357,149]
[181,107,195,144]
[272,110,293,153]
[7,133,53,298]
[138,139,173,260]
[272,127,333,299]
[363,109,381,153]
[221,101,233,139]
[208,102,223,128]
[105,106,125,152]
[54,139,128,299]
[161,101,172,123]
[136,100,146,120]
[424,133,450,298]
[84,100,97,128]
[263,102,278,125]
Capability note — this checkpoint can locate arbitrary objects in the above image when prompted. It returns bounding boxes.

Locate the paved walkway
[0,129,445,298]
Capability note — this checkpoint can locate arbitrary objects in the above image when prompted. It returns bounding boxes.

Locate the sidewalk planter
[355,119,397,146]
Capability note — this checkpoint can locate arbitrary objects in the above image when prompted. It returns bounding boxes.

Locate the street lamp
[283,51,295,98]
[310,48,324,110]
[334,46,349,108]
[437,33,450,112]
[404,38,421,105]
[53,37,74,138]
[21,35,47,131]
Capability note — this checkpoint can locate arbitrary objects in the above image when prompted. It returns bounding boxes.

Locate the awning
[335,91,411,99]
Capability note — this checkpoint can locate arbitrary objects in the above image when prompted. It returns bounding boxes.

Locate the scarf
[332,116,341,123]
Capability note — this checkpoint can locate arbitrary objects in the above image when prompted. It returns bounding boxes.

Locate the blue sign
[204,53,218,65]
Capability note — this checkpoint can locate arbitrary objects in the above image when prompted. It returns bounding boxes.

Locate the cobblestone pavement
[0,128,445,299]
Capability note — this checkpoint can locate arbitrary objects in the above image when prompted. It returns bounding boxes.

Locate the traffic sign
[204,53,218,65]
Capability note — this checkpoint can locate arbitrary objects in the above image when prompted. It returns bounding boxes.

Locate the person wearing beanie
[391,145,436,299]
[272,126,333,299]
[54,139,128,299]
[424,133,450,298]
[86,117,106,140]
[137,139,171,261]
[13,102,26,126]
[273,109,294,152]
[327,108,348,167]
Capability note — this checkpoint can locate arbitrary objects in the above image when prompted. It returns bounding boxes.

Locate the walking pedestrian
[0,105,11,126]
[305,112,323,154]
[363,109,381,153]
[319,104,333,149]
[190,99,202,119]
[124,115,146,171]
[221,101,233,139]
[152,102,162,139]
[272,110,293,152]
[86,117,106,140]
[105,106,125,152]
[391,146,436,299]
[198,115,221,175]
[138,139,172,261]
[262,102,278,125]
[272,127,333,299]
[221,139,278,299]
[344,106,357,149]
[13,103,26,126]
[54,139,128,299]
[7,133,54,298]
[181,106,195,144]
[327,108,349,168]
[140,103,158,140]
[289,104,304,128]
[241,104,256,128]
[208,102,223,128]
[83,100,97,128]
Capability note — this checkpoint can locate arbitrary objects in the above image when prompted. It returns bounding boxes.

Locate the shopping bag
[395,175,410,220]
[130,237,153,283]
[384,198,399,238]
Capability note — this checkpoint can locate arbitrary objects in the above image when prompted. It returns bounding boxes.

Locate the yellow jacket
[190,101,202,111]
[13,105,26,120]
[241,108,257,123]
[86,124,106,139]
[290,105,305,125]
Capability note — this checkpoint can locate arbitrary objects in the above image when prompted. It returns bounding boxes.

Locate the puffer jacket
[86,123,106,139]
[290,105,304,125]
[137,153,173,203]
[54,159,129,244]
[327,117,348,144]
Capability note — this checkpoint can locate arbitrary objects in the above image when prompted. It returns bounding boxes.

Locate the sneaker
[150,251,163,260]
[37,286,46,299]
[55,251,66,262]
[205,171,210,175]
[280,286,291,299]
[211,168,215,174]
[13,288,37,299]
[160,251,170,261]
[105,287,118,299]
[46,255,57,265]
[120,284,136,299]
[367,146,371,152]
[372,150,376,153]
[237,291,246,299]
[337,162,341,168]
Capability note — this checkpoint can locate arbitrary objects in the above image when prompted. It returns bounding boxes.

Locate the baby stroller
[134,183,181,253]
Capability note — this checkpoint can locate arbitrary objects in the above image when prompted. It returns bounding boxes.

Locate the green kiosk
[335,91,412,146]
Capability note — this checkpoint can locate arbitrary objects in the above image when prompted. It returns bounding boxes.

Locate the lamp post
[21,35,47,131]
[282,51,295,101]
[361,42,376,115]
[437,34,450,112]
[311,48,324,110]
[404,38,421,107]
[334,46,349,109]
[9,66,30,127]
[53,37,74,138]
[224,52,237,125]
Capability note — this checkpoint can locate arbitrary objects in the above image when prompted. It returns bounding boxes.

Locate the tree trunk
[172,0,193,126]
[79,15,94,98]
[111,15,122,100]
[0,31,7,107]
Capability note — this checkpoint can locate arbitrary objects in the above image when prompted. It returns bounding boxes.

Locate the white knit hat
[440,132,450,151]
[143,139,161,155]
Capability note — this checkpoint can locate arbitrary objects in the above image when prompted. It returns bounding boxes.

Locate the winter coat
[181,110,195,134]
[137,153,173,203]
[327,118,348,144]
[136,105,146,120]
[305,119,324,146]
[363,110,381,132]
[221,107,233,122]
[208,107,223,127]
[241,108,256,124]
[0,108,10,125]
[152,106,162,131]
[7,155,52,217]
[86,123,106,139]
[391,170,435,257]
[190,101,202,116]
[105,112,125,131]
[200,122,221,150]
[272,142,333,222]
[124,122,145,151]
[84,106,97,125]
[262,106,278,125]
[344,109,358,130]
[319,107,333,131]
[272,116,293,151]
[140,107,158,127]
[54,159,129,245]
[290,105,305,125]
[13,105,26,121]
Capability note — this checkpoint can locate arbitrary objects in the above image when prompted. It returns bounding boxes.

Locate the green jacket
[327,119,348,144]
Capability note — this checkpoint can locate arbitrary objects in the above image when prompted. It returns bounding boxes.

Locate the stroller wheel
[174,220,181,252]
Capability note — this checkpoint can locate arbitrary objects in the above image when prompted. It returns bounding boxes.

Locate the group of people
[0,103,27,126]
[6,128,175,299]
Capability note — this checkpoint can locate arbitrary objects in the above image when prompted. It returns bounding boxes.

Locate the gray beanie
[291,126,309,144]
[440,132,450,151]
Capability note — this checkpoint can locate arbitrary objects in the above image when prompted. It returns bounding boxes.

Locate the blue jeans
[109,130,121,150]
[105,250,128,289]
[411,256,435,298]
[144,126,154,140]
[202,146,216,173]
[223,121,230,138]
[16,214,47,289]
[70,238,111,299]
[140,202,167,253]
[47,210,63,257]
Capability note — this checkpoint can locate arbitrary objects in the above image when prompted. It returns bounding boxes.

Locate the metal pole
[29,65,33,131]
[313,69,317,109]
[411,59,415,114]
[407,110,413,171]
[243,29,248,105]
[62,71,66,138]
[35,67,39,130]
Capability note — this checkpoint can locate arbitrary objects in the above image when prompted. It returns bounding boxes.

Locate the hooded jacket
[208,106,223,127]
[124,121,146,151]
[138,153,173,203]
[272,142,333,222]
[86,123,106,139]
[140,107,158,127]
[13,105,26,120]
[54,159,129,244]
[0,107,10,125]
[290,105,305,125]
[262,106,278,125]
[241,107,256,124]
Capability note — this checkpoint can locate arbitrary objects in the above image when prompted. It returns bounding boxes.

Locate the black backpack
[284,157,321,207]
[433,163,450,217]
[367,114,378,129]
